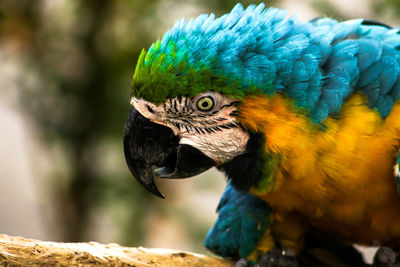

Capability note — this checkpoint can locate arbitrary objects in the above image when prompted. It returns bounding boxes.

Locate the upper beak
[123,107,215,198]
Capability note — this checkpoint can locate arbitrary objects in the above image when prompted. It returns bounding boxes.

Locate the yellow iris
[197,96,214,111]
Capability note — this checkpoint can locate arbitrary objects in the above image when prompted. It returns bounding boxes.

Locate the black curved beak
[123,107,215,198]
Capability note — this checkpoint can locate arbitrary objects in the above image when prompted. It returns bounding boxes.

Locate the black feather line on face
[229,110,240,117]
[173,99,178,112]
[219,124,231,129]
[217,132,265,192]
[181,118,191,124]
[210,101,240,115]
[186,122,239,135]
[169,119,241,135]
[163,96,241,135]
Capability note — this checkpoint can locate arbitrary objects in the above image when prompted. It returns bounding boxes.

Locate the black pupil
[201,101,209,108]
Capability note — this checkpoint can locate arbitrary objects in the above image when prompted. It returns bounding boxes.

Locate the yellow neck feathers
[238,93,400,198]
[238,93,400,245]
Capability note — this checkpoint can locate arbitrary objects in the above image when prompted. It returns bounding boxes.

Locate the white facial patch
[131,92,250,165]
[179,127,249,165]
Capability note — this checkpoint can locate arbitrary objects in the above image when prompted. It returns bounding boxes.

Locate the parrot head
[124,91,251,198]
[124,3,292,197]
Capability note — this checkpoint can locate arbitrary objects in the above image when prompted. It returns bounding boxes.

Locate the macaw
[123,2,400,266]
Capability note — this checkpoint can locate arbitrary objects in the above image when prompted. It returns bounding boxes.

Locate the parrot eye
[196,96,215,111]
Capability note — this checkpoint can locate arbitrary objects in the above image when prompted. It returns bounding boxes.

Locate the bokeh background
[0,0,399,262]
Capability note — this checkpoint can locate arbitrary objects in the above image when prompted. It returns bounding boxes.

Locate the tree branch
[0,234,234,266]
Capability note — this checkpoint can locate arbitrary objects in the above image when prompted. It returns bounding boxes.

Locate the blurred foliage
[311,0,349,21]
[200,0,279,16]
[0,0,280,251]
[0,0,398,256]
[0,0,162,244]
[373,0,400,23]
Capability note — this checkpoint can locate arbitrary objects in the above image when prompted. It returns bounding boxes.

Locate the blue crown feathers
[135,3,400,122]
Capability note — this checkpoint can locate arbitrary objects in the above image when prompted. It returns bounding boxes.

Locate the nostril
[147,105,155,114]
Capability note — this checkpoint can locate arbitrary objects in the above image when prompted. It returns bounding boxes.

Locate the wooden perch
[0,234,234,266]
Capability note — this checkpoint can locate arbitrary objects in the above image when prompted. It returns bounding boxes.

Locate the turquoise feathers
[128,3,400,264]
[132,2,400,123]
[204,181,271,259]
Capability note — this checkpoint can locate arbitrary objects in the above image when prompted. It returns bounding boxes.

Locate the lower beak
[123,107,215,198]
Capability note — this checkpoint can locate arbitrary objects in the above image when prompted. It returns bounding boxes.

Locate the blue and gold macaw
[123,3,400,266]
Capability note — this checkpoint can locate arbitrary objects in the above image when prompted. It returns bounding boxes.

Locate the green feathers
[132,43,257,104]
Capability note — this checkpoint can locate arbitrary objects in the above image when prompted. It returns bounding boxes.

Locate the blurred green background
[0,0,399,259]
